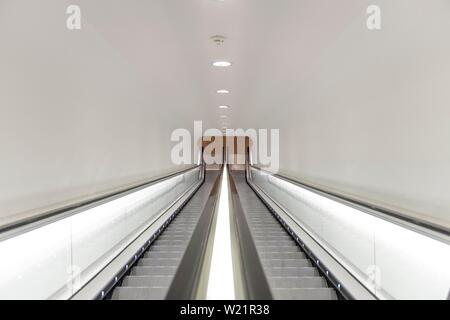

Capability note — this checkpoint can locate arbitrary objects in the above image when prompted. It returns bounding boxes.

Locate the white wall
[232,0,450,228]
[0,0,211,227]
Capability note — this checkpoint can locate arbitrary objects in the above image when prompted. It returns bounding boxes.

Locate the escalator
[106,168,338,300]
[1,163,442,300]
[230,170,338,300]
[110,171,220,300]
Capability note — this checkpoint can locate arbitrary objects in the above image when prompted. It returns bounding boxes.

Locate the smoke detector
[211,35,226,46]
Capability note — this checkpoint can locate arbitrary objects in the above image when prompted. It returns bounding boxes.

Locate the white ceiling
[70,0,394,130]
[66,0,385,130]
[76,0,239,130]
[74,0,361,131]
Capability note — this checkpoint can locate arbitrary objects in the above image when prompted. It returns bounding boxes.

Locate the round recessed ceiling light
[212,61,232,67]
[217,89,230,94]
[219,105,230,109]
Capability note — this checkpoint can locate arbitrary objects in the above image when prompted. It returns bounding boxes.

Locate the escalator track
[231,170,338,300]
[110,171,220,300]
[107,168,338,300]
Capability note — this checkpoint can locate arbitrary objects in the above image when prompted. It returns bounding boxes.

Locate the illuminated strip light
[207,166,235,299]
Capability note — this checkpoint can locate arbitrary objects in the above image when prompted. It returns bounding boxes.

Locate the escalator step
[266,267,319,277]
[257,246,301,253]
[130,266,177,276]
[164,227,197,231]
[273,288,337,300]
[153,239,187,246]
[122,276,173,287]
[253,235,293,241]
[149,245,186,252]
[259,252,306,260]
[161,230,192,234]
[111,287,167,300]
[255,240,297,246]
[137,258,180,267]
[269,277,328,289]
[262,259,312,268]
[252,231,287,236]
[144,251,183,259]
[158,235,191,241]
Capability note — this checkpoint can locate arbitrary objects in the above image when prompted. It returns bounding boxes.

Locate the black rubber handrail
[228,166,273,300]
[250,165,450,237]
[0,165,202,235]
[165,168,222,300]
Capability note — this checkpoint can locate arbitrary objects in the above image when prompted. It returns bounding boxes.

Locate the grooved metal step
[137,258,180,267]
[144,252,183,259]
[122,276,173,287]
[149,246,186,252]
[265,267,320,277]
[269,277,328,289]
[273,288,337,300]
[130,266,177,276]
[259,252,307,260]
[262,259,312,268]
[112,287,167,300]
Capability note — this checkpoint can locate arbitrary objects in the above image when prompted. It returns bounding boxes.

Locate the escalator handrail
[228,166,273,300]
[0,165,203,236]
[165,167,222,300]
[249,165,450,238]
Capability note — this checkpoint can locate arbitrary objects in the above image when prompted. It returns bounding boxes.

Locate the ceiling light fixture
[219,105,230,109]
[213,61,232,67]
[211,35,227,46]
[217,89,230,94]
